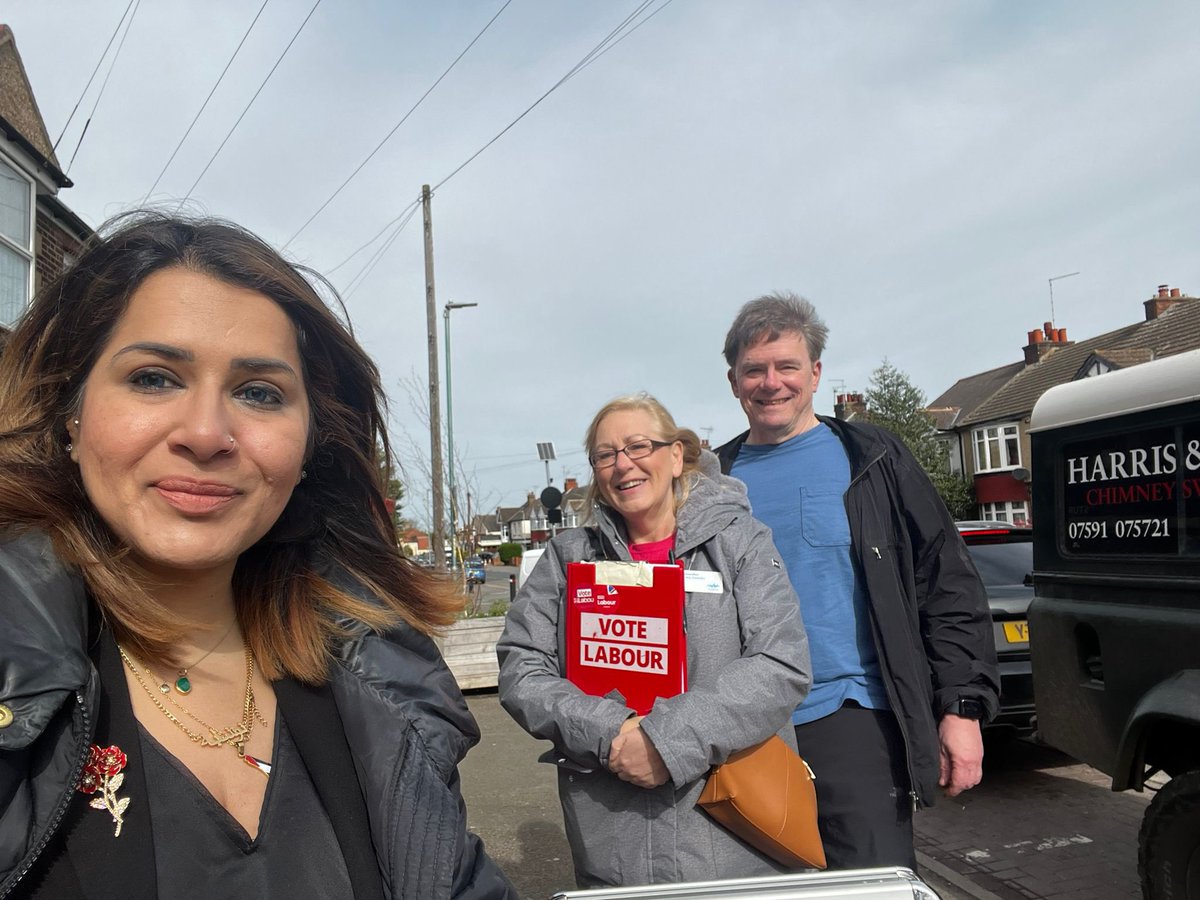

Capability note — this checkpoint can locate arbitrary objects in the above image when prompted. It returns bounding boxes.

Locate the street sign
[540,486,563,510]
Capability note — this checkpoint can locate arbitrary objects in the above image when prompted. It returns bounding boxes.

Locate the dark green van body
[1027,350,1200,896]
[1029,396,1200,789]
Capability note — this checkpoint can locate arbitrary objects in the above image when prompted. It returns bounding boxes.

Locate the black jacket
[716,417,1000,806]
[0,531,516,900]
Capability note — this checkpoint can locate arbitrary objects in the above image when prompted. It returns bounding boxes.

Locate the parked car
[465,556,486,585]
[956,521,1036,737]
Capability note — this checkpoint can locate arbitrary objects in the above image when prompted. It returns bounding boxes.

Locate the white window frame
[978,500,1030,526]
[0,149,35,323]
[972,422,1022,473]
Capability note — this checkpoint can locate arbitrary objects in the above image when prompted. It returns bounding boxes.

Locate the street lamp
[444,301,477,571]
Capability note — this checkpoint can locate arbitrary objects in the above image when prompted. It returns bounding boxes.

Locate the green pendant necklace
[157,620,238,696]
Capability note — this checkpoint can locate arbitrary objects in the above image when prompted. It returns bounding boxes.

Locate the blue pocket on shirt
[799,487,851,547]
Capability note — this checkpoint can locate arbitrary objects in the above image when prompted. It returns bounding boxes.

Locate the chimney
[1024,322,1074,365]
[1144,284,1195,320]
[834,391,867,421]
[564,478,578,491]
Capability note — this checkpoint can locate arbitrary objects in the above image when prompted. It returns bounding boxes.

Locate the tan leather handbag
[697,734,827,870]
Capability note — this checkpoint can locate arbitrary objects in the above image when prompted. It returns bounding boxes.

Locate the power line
[342,203,421,299]
[329,0,674,297]
[141,0,271,203]
[431,0,664,195]
[326,195,421,276]
[283,0,513,249]
[574,0,677,76]
[52,0,136,153]
[67,0,143,174]
[178,0,323,204]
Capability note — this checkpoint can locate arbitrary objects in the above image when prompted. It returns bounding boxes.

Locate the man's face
[728,331,822,444]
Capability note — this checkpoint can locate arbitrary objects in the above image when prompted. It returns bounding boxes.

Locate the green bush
[498,542,523,564]
[486,599,509,617]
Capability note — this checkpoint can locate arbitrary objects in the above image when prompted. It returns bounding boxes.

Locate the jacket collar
[717,417,887,479]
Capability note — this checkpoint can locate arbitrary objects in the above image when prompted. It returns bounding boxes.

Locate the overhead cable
[52,0,136,153]
[430,0,662,194]
[283,0,513,249]
[67,0,143,174]
[333,0,674,296]
[141,0,271,203]
[343,203,421,300]
[178,0,322,204]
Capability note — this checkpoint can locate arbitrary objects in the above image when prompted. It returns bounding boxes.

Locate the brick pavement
[913,739,1150,899]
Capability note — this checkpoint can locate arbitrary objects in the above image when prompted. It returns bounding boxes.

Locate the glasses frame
[589,439,675,470]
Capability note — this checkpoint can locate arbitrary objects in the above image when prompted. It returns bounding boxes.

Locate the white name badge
[684,570,724,594]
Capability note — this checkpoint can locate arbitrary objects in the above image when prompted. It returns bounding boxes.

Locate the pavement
[460,691,972,899]
[461,691,1154,900]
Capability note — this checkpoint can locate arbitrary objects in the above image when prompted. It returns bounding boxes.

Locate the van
[1027,348,1200,897]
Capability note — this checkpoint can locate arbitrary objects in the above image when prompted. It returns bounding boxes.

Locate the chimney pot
[1158,284,1170,298]
[1059,327,1068,342]
[1043,321,1053,336]
[1030,328,1044,345]
[1171,288,1181,298]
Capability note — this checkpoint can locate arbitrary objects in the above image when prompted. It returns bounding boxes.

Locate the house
[0,25,91,328]
[930,285,1200,524]
[398,526,430,558]
[493,478,589,550]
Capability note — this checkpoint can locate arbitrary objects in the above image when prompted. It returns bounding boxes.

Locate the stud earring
[65,442,73,453]
[300,469,308,480]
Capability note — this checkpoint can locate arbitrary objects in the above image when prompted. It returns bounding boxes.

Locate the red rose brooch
[77,744,130,836]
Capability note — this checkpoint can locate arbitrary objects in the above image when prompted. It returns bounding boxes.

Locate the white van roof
[1028,348,1200,433]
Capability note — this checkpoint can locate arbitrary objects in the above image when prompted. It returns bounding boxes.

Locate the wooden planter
[436,616,505,690]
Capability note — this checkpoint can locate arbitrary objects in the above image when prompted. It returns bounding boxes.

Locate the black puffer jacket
[0,531,515,900]
[716,417,1000,807]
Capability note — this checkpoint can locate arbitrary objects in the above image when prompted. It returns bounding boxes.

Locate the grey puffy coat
[497,453,812,888]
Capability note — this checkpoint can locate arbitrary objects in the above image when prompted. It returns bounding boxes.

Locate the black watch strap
[948,698,985,720]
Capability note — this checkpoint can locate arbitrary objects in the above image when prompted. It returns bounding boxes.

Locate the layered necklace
[119,641,269,766]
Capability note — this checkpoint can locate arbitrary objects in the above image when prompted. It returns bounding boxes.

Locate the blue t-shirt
[732,424,889,724]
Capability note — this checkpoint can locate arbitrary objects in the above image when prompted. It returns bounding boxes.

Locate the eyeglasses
[589,439,674,469]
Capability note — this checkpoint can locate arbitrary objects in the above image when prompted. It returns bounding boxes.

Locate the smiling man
[715,292,999,870]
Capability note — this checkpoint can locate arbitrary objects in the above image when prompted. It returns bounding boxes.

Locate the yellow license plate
[1003,621,1029,643]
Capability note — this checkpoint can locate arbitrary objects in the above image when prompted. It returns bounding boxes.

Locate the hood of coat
[592,449,752,557]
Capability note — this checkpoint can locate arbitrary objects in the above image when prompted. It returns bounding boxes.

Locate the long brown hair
[582,392,702,519]
[0,211,462,683]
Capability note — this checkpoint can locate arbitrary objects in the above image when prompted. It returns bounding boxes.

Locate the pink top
[628,535,675,564]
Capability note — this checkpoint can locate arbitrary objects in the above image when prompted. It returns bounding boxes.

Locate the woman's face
[592,408,683,537]
[68,266,310,581]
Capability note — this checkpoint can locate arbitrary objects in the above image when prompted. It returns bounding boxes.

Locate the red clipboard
[564,560,687,715]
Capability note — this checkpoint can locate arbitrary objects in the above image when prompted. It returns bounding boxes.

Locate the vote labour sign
[565,561,687,715]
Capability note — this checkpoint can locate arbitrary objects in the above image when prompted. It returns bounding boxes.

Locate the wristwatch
[946,698,985,720]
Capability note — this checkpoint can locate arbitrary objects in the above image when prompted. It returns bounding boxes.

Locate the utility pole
[444,300,477,571]
[423,184,446,572]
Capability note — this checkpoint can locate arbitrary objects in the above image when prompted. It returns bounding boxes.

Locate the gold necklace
[120,643,260,758]
[167,619,238,695]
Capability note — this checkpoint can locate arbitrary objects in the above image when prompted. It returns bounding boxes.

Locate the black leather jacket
[716,417,1000,807]
[0,531,515,900]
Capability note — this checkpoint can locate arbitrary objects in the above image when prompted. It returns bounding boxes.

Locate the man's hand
[938,713,984,797]
[609,717,669,789]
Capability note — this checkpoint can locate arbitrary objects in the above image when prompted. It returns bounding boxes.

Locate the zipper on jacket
[844,448,925,810]
[1,692,93,899]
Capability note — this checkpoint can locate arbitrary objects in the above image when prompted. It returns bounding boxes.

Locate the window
[979,501,1029,526]
[0,154,34,325]
[973,423,1021,472]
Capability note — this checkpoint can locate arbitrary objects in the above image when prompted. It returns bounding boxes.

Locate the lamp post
[444,301,477,572]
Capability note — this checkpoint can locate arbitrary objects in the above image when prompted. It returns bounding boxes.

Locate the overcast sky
[7,1,1198,525]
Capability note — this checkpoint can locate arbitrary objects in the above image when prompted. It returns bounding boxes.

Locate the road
[459,691,1152,900]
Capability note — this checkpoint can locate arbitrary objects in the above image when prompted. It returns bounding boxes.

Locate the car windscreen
[966,541,1033,587]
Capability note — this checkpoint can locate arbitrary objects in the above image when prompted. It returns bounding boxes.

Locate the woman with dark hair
[498,393,811,888]
[0,212,515,899]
